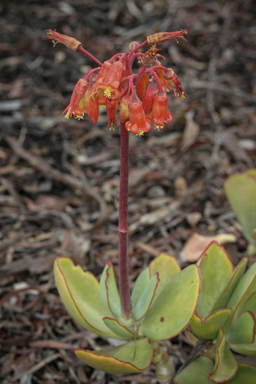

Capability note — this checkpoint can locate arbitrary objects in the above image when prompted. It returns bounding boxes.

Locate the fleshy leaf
[214,257,248,311]
[209,329,238,383]
[228,311,255,345]
[243,290,256,318]
[139,265,200,340]
[131,267,150,307]
[225,169,256,252]
[225,263,256,332]
[227,364,256,383]
[75,338,153,374]
[99,260,122,319]
[133,273,160,321]
[196,242,234,319]
[229,339,256,356]
[103,317,134,339]
[149,252,181,299]
[54,257,117,338]
[190,309,232,340]
[174,356,214,384]
[174,358,256,384]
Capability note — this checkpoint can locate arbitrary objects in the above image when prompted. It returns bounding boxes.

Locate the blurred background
[0,0,255,383]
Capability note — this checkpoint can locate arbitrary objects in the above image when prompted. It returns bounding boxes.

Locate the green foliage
[174,357,256,384]
[55,244,256,381]
[225,169,256,254]
[54,253,200,373]
[190,242,247,340]
[75,338,153,374]
[182,242,256,383]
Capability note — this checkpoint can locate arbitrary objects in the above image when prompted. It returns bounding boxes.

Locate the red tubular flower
[125,99,151,135]
[98,61,125,97]
[164,68,186,98]
[72,97,86,120]
[142,87,155,115]
[45,30,82,52]
[106,97,119,128]
[119,95,131,123]
[151,91,172,129]
[93,61,112,94]
[63,78,88,119]
[95,61,111,81]
[147,29,187,45]
[136,71,149,101]
[84,89,99,124]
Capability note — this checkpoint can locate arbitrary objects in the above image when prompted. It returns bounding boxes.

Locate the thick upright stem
[118,121,131,319]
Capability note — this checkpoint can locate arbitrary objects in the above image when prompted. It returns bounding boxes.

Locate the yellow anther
[64,108,71,119]
[52,40,58,47]
[180,92,186,100]
[104,86,112,98]
[136,129,144,137]
[75,114,84,120]
[154,125,163,131]
[109,122,115,131]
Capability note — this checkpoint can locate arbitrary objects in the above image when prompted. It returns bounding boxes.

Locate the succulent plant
[184,241,256,383]
[54,253,200,374]
[174,356,256,384]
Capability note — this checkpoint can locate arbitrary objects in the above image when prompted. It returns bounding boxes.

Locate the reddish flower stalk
[118,121,131,319]
[77,46,103,67]
[45,28,187,320]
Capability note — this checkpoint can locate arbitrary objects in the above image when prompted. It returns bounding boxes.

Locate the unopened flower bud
[136,72,150,101]
[129,41,140,51]
[142,87,155,114]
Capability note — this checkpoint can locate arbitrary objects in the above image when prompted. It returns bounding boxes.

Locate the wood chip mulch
[0,1,255,383]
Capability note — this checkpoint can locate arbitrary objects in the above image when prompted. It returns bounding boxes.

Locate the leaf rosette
[54,253,200,373]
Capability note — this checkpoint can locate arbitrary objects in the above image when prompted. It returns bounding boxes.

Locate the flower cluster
[45,29,187,136]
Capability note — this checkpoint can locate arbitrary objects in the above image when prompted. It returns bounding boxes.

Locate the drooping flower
[63,78,88,119]
[142,87,155,115]
[45,30,82,52]
[97,61,125,98]
[150,91,172,129]
[125,99,151,135]
[84,89,99,124]
[119,94,131,123]
[106,97,119,128]
[164,68,186,98]
[72,97,86,120]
